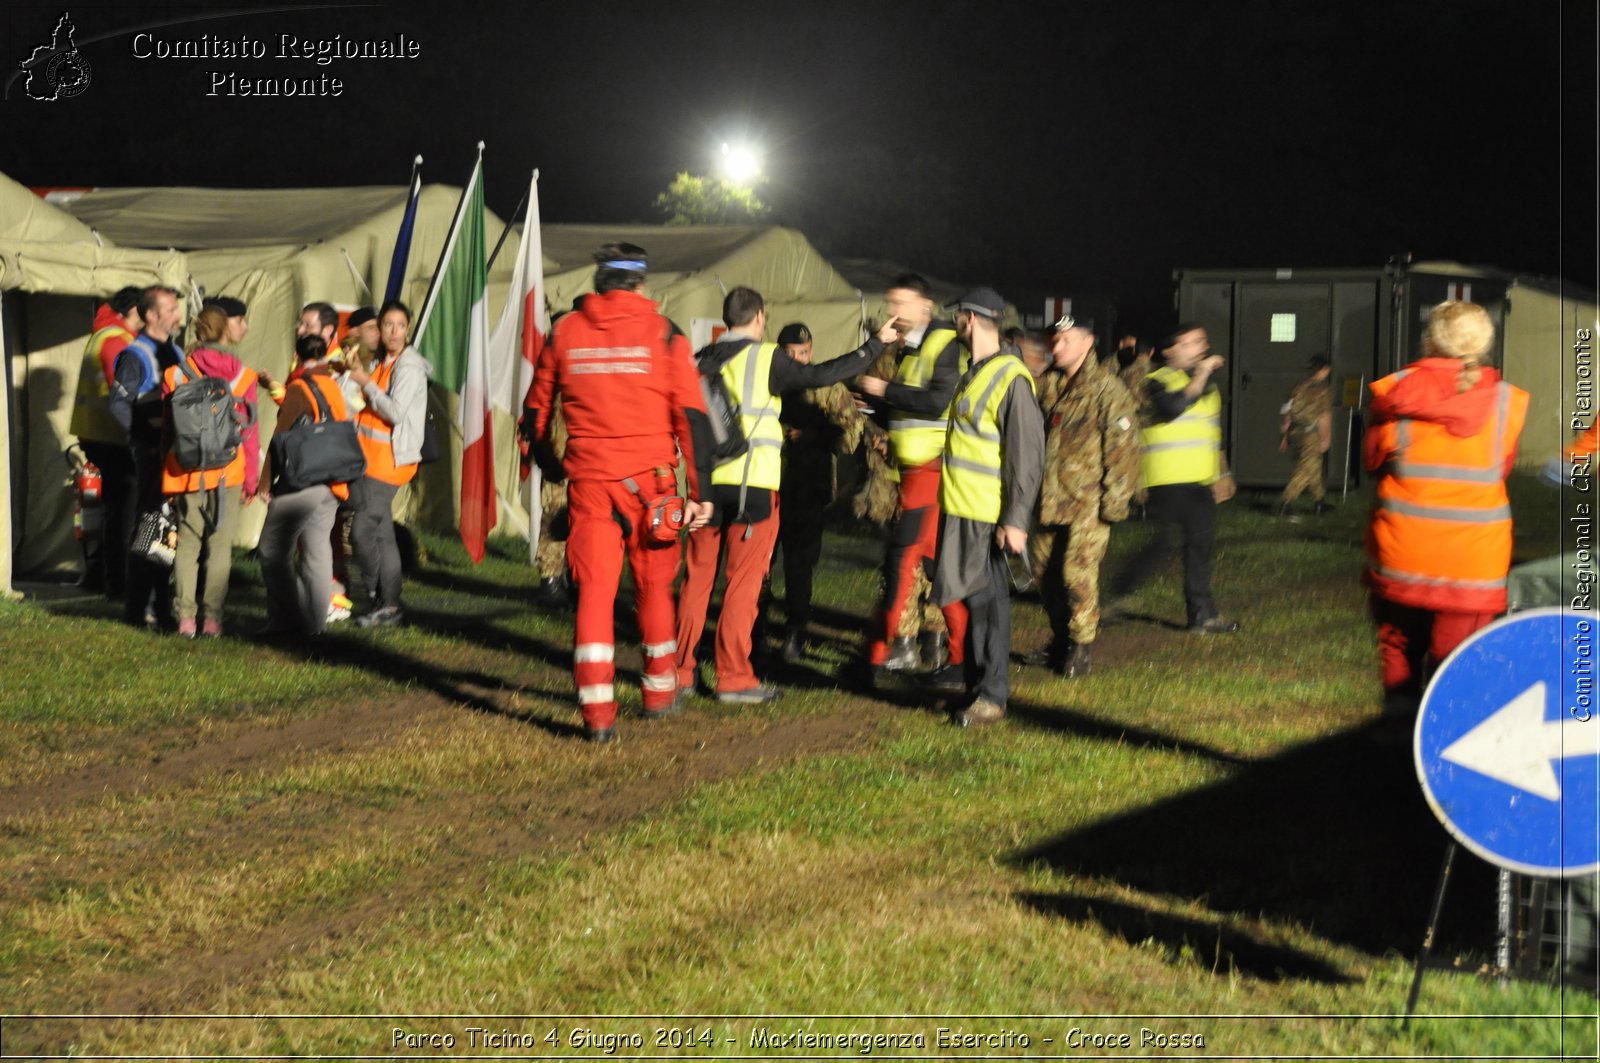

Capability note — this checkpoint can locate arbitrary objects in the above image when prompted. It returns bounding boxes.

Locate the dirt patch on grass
[17,689,884,1025]
[0,697,447,817]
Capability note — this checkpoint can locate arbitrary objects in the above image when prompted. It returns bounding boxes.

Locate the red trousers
[1371,595,1496,695]
[676,498,781,694]
[869,460,967,665]
[567,477,682,730]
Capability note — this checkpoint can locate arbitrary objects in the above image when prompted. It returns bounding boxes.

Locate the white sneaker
[327,603,352,624]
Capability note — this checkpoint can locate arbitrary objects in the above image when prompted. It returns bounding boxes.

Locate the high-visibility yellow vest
[69,324,135,445]
[1139,365,1222,487]
[939,351,1035,523]
[711,340,784,491]
[888,326,963,469]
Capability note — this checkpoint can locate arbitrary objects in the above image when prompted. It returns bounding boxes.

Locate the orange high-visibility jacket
[1365,362,1528,613]
[356,354,418,486]
[160,354,258,495]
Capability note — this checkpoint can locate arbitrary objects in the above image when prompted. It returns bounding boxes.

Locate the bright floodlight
[719,141,761,184]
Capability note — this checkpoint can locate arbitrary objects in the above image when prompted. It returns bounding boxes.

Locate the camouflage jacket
[1285,377,1332,432]
[1037,354,1140,525]
[1118,352,1153,401]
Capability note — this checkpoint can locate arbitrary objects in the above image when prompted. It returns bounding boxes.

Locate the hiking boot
[1020,644,1066,668]
[919,663,966,694]
[780,630,807,664]
[717,683,783,704]
[585,726,615,744]
[176,617,197,639]
[201,617,224,639]
[953,696,1006,728]
[1313,500,1331,516]
[1277,500,1293,519]
[534,575,571,608]
[357,604,405,628]
[918,631,949,672]
[1061,642,1093,678]
[882,636,919,672]
[1188,614,1241,635]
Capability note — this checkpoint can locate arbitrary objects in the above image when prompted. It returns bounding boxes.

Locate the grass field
[0,477,1594,1059]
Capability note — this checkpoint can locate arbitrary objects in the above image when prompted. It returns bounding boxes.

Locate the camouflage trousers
[896,564,949,639]
[1281,431,1326,504]
[536,478,569,580]
[1029,517,1112,646]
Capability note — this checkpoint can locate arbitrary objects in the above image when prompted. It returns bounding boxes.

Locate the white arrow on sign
[1440,681,1600,801]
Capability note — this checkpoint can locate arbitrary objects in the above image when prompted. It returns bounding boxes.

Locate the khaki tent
[5,178,872,580]
[0,171,191,590]
[541,224,866,360]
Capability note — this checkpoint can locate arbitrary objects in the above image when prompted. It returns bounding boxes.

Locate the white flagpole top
[532,168,540,181]
[413,154,423,165]
[477,141,486,153]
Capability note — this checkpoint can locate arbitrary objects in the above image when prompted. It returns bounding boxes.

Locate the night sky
[5,0,1595,331]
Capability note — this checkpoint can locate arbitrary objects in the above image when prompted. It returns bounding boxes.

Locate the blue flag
[384,157,422,304]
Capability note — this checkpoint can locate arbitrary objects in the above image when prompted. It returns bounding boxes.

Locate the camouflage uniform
[1030,355,1140,650]
[1118,352,1153,401]
[535,402,570,580]
[1281,376,1332,506]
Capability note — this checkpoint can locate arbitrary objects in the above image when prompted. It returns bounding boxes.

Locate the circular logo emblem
[46,50,92,99]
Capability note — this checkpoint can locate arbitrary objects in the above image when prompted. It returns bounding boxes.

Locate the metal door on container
[1231,283,1331,487]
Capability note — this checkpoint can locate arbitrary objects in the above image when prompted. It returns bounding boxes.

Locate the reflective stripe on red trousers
[566,478,682,730]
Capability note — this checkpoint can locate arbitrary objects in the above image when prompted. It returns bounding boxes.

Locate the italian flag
[415,144,494,563]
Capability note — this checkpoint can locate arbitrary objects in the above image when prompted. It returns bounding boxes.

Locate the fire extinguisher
[66,445,104,543]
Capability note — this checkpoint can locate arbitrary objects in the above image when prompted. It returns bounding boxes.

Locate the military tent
[5,179,873,581]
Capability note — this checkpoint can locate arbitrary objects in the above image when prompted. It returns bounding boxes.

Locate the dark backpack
[169,355,254,473]
[270,377,368,493]
[697,340,752,464]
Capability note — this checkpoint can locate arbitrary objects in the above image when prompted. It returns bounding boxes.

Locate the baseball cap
[347,306,377,328]
[944,287,1006,320]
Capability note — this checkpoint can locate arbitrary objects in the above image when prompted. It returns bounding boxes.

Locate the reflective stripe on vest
[939,352,1035,524]
[1367,371,1528,606]
[70,324,134,444]
[711,340,784,490]
[1138,365,1221,488]
[888,327,962,468]
[1377,382,1515,522]
[356,355,417,486]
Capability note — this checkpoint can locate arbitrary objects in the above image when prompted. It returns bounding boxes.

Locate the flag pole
[487,181,530,272]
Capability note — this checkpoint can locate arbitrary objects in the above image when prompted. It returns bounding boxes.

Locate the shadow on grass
[1015,891,1354,984]
[282,618,588,742]
[1006,696,1249,766]
[1011,718,1498,959]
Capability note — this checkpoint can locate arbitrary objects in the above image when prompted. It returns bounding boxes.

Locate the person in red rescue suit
[68,286,143,597]
[675,287,897,703]
[523,243,718,744]
[855,273,971,682]
[1365,300,1529,717]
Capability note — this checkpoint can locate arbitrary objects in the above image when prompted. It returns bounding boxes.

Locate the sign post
[1404,608,1600,1024]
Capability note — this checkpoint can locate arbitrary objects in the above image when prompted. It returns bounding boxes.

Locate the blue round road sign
[1415,608,1600,877]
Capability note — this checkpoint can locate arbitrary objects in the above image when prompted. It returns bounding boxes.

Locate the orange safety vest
[289,372,352,502]
[355,354,417,486]
[160,358,258,494]
[1366,372,1529,613]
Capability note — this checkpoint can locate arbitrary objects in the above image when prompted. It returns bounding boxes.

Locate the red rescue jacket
[527,289,708,499]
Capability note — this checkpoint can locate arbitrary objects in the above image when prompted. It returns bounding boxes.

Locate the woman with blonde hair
[1364,300,1529,716]
[159,303,260,637]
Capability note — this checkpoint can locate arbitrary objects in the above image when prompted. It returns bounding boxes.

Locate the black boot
[534,575,570,607]
[1277,499,1293,519]
[883,635,919,672]
[919,630,948,672]
[781,629,806,664]
[1061,642,1093,678]
[1313,499,1331,515]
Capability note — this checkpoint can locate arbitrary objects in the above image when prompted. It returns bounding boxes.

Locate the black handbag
[271,379,367,493]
